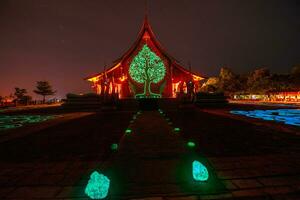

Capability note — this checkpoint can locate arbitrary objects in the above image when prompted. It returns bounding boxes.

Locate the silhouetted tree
[200,77,220,93]
[219,67,235,80]
[268,74,293,92]
[34,81,56,103]
[291,65,300,75]
[246,68,272,94]
[218,67,244,96]
[14,87,27,99]
[290,65,300,90]
[14,87,27,105]
[202,66,298,97]
[14,88,33,105]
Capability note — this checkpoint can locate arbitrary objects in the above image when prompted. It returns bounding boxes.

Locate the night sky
[0,0,299,99]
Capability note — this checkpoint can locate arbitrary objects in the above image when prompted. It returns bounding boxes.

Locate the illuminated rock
[110,143,118,151]
[174,127,180,132]
[187,141,196,148]
[85,171,110,199]
[125,128,132,134]
[192,160,209,181]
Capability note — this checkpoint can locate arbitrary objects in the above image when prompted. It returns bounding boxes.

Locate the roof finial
[144,0,148,20]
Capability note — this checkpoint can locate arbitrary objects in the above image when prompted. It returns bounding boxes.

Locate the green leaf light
[129,44,166,98]
[192,160,209,181]
[85,171,110,199]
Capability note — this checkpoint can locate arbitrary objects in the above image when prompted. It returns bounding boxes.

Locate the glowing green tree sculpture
[129,44,166,98]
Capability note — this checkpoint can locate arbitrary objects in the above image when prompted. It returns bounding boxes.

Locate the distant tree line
[0,81,56,106]
[200,65,300,96]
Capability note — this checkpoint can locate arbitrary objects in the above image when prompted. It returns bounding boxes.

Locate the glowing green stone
[85,171,110,199]
[192,160,209,181]
[187,141,196,148]
[111,143,118,151]
[166,118,170,121]
[125,129,132,134]
[174,127,180,132]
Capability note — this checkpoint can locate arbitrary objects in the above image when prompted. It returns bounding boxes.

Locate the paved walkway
[0,106,299,199]
[107,111,224,199]
[0,111,133,199]
[208,154,300,199]
[166,106,300,200]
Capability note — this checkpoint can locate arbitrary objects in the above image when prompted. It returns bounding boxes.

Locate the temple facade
[85,16,204,99]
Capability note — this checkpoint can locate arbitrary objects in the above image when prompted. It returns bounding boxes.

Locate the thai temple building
[85,15,204,99]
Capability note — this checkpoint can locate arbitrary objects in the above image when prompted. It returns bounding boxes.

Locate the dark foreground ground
[0,103,299,199]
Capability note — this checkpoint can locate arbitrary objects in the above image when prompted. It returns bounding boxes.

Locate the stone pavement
[164,106,300,200]
[208,154,300,199]
[0,107,299,199]
[0,111,133,199]
[106,111,225,199]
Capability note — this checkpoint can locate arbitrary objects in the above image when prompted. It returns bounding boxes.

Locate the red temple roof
[85,15,203,81]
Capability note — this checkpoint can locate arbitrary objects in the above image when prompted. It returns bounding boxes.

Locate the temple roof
[85,15,203,81]
[115,15,175,63]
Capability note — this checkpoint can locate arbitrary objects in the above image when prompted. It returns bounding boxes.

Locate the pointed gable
[85,15,204,98]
